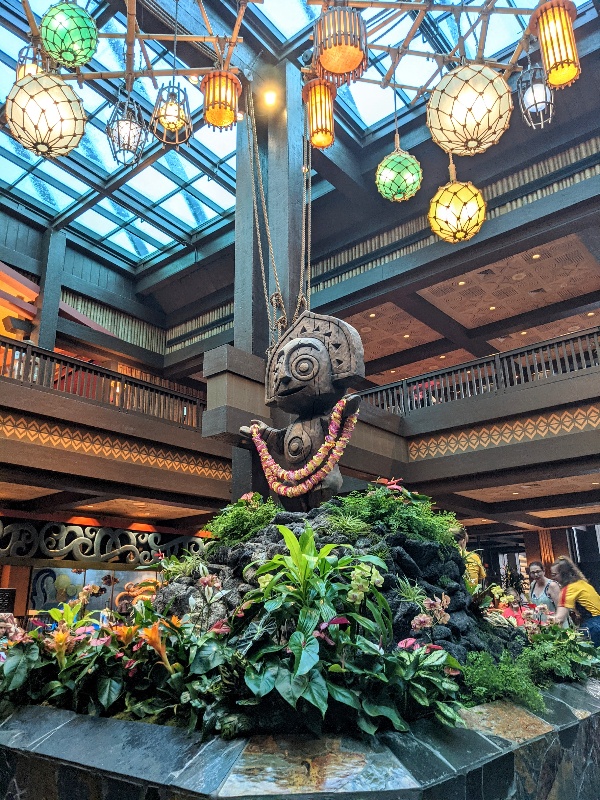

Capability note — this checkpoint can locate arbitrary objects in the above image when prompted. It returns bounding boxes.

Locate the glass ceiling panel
[125,167,179,203]
[192,175,235,211]
[36,158,90,194]
[14,174,74,213]
[128,218,174,246]
[76,209,119,237]
[0,153,26,186]
[158,150,200,182]
[194,125,236,160]
[253,0,319,38]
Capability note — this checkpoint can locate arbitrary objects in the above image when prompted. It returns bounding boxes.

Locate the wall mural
[0,518,201,564]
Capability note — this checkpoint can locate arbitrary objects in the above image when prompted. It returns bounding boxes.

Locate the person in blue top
[527,561,560,615]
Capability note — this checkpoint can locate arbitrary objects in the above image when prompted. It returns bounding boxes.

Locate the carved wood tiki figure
[241,312,365,511]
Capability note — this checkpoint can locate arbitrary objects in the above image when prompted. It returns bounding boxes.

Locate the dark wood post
[31,230,66,351]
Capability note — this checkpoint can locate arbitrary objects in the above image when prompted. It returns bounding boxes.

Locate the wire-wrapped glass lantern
[375,134,422,202]
[313,6,367,86]
[530,0,580,88]
[106,91,148,166]
[150,82,192,146]
[302,77,336,149]
[6,72,87,157]
[427,64,513,156]
[200,70,242,131]
[16,44,45,80]
[40,1,98,67]
[428,159,486,243]
[518,65,555,129]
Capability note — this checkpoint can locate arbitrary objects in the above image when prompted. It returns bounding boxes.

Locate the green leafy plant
[143,547,212,583]
[396,577,427,610]
[205,493,278,547]
[517,624,600,685]
[322,507,372,541]
[461,651,545,712]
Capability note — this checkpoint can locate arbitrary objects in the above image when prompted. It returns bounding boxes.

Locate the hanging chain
[246,89,288,349]
[293,112,311,324]
[173,0,179,77]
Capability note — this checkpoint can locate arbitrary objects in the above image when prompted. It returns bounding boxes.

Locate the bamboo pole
[195,0,222,63]
[224,0,248,71]
[306,0,535,13]
[382,9,427,86]
[136,21,158,90]
[98,33,243,42]
[60,66,239,81]
[125,0,136,93]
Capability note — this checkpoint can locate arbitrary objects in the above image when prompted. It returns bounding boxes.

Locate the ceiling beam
[310,138,373,204]
[479,489,600,516]
[435,493,543,530]
[365,338,452,375]
[5,491,120,514]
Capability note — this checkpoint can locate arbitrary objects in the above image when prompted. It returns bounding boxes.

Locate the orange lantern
[530,0,580,88]
[302,78,336,149]
[313,7,367,86]
[200,70,242,130]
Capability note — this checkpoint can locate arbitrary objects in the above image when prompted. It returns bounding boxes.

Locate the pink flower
[89,636,111,647]
[240,492,256,502]
[411,613,434,631]
[444,666,461,676]
[424,643,444,654]
[208,620,231,635]
[132,640,144,652]
[125,659,136,669]
[154,550,165,561]
[115,651,125,659]
[397,637,419,650]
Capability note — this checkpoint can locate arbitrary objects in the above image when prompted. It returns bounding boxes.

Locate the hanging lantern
[428,159,486,244]
[313,6,367,86]
[530,0,580,88]
[375,135,422,202]
[427,64,513,156]
[106,92,148,166]
[200,70,242,131]
[16,45,46,81]
[518,65,555,129]
[6,72,86,157]
[150,82,192,146]
[40,1,98,67]
[302,78,336,149]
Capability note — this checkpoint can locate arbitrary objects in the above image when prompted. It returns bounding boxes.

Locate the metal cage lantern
[302,78,336,149]
[6,72,86,157]
[518,65,555,129]
[39,1,98,67]
[313,6,367,86]
[16,44,47,81]
[375,135,422,202]
[530,0,580,88]
[106,92,148,166]
[428,159,486,244]
[200,70,242,131]
[150,82,192,146]
[427,64,513,156]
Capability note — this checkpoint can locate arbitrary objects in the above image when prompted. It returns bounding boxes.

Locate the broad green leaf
[302,670,328,717]
[357,712,378,735]
[421,650,448,668]
[244,663,278,697]
[357,555,387,569]
[275,667,308,708]
[346,613,378,634]
[299,527,316,556]
[264,597,284,612]
[288,630,320,676]
[2,644,39,691]
[327,664,347,673]
[297,607,321,636]
[189,640,226,675]
[326,682,361,709]
[363,700,409,731]
[97,676,123,710]
[277,526,302,568]
[47,608,63,622]
[355,635,384,655]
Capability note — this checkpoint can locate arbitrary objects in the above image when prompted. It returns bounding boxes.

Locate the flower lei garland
[250,397,359,498]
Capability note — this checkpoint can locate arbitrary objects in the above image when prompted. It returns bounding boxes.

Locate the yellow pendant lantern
[530,0,580,88]
[302,78,336,149]
[429,157,486,244]
[313,6,367,86]
[200,70,243,130]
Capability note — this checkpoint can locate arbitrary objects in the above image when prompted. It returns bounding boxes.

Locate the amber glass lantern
[200,70,242,130]
[530,0,580,88]
[302,78,336,149]
[428,158,486,244]
[313,6,367,86]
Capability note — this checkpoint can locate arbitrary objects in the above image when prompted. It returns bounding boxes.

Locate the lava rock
[463,632,487,651]
[382,572,397,592]
[421,560,445,582]
[448,591,469,612]
[440,580,462,595]
[448,549,466,576]
[402,539,440,567]
[442,641,468,664]
[448,610,470,635]
[439,560,461,582]
[392,600,420,642]
[392,546,422,579]
[273,511,307,526]
[432,624,452,641]
[418,580,445,597]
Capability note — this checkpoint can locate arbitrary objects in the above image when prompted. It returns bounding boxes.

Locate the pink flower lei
[250,397,359,498]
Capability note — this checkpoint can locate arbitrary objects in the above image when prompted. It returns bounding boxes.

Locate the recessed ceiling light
[512,272,527,281]
[521,331,528,335]
[532,253,541,260]
[489,306,496,311]
[360,326,372,333]
[592,481,599,485]
[403,334,410,339]
[512,492,519,495]
[390,370,396,374]
[587,312,595,317]
[439,355,446,359]
[458,281,466,286]
[568,326,581,333]
[369,313,376,318]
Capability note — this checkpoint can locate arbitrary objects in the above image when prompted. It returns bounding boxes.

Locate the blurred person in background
[454,528,486,589]
[551,556,600,645]
[527,561,560,615]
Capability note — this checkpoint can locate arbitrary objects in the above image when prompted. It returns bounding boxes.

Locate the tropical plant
[205,493,278,547]
[322,507,371,540]
[396,577,427,609]
[147,547,211,583]
[517,624,600,685]
[460,650,545,712]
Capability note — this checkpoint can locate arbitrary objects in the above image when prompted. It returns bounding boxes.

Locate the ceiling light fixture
[302,77,336,149]
[587,312,595,317]
[369,313,376,318]
[6,72,87,157]
[201,70,243,130]
[530,0,580,88]
[429,155,486,243]
[427,64,513,156]
[458,280,466,286]
[532,253,541,259]
[15,44,46,81]
[521,331,528,335]
[40,0,98,67]
[518,52,554,130]
[313,6,367,86]
[403,334,410,338]
[264,90,277,106]
[489,306,496,310]
[106,88,148,166]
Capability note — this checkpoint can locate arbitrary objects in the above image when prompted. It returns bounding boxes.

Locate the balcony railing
[0,335,204,428]
[360,327,600,416]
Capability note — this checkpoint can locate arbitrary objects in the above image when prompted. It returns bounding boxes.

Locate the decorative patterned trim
[0,518,202,564]
[0,410,231,480]
[408,404,600,461]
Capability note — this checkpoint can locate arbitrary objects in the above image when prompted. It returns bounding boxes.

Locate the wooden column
[32,229,66,350]
[267,60,304,321]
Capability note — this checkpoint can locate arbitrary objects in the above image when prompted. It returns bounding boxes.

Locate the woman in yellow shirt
[551,556,600,646]
[454,529,486,588]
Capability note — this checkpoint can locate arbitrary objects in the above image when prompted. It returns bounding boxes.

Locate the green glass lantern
[40,1,98,67]
[375,135,422,202]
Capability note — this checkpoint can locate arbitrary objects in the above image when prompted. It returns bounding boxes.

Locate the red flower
[154,550,165,561]
[208,620,231,635]
[397,637,419,650]
[375,476,404,491]
[424,643,444,654]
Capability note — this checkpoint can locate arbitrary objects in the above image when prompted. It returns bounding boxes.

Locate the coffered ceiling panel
[368,348,474,385]
[531,505,600,518]
[0,483,60,502]
[418,235,600,330]
[489,314,599,352]
[345,302,442,363]
[75,499,210,521]
[458,474,600,503]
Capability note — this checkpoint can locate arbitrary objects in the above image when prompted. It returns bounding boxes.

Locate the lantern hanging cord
[448,152,457,182]
[393,61,400,152]
[246,88,288,349]
[294,111,312,324]
[173,0,179,77]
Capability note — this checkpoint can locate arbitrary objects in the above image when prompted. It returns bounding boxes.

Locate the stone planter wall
[1,680,599,800]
